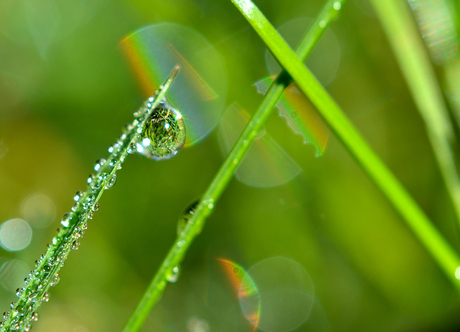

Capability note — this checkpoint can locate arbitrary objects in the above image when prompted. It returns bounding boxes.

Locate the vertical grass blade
[121,1,347,330]
[368,0,460,234]
[231,0,460,290]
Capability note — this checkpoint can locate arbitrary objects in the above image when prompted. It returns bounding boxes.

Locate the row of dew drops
[0,90,177,331]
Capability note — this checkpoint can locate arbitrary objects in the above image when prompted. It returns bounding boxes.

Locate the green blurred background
[1,0,460,331]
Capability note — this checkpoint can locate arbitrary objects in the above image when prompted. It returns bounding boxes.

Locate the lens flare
[265,17,341,87]
[218,103,301,187]
[121,22,227,146]
[217,258,260,330]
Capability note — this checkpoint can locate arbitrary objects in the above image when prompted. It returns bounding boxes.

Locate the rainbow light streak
[255,77,329,156]
[217,258,260,330]
[120,23,227,146]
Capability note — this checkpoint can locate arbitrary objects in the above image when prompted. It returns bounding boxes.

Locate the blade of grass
[368,0,460,234]
[121,1,347,330]
[0,66,181,332]
[231,0,460,290]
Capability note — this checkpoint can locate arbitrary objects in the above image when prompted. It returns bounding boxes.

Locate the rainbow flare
[121,23,227,146]
[217,258,261,331]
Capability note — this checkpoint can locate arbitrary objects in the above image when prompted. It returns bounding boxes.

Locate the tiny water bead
[93,158,106,172]
[166,266,180,283]
[137,102,186,160]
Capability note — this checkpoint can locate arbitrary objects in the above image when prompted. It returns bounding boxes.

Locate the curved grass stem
[121,1,347,331]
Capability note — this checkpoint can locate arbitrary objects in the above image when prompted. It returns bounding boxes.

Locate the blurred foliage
[1,0,460,331]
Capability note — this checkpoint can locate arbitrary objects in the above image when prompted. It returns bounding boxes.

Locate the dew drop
[333,1,341,10]
[71,241,80,250]
[61,212,72,228]
[15,288,24,297]
[205,198,214,210]
[177,240,185,248]
[31,312,39,322]
[92,203,99,212]
[177,200,199,235]
[50,274,60,287]
[42,292,49,302]
[87,174,96,185]
[24,323,31,331]
[319,20,327,28]
[138,102,186,161]
[94,159,106,172]
[73,191,85,202]
[3,311,10,320]
[167,266,180,283]
[105,174,117,189]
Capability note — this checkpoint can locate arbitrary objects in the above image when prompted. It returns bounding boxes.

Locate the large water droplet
[138,102,186,160]
[177,200,199,235]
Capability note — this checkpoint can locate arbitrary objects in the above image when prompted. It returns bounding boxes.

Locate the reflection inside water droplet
[177,200,199,235]
[137,102,186,160]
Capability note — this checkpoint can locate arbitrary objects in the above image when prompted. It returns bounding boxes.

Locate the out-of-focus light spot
[0,259,29,292]
[21,193,56,228]
[0,218,33,251]
[218,103,301,188]
[245,257,315,332]
[187,316,210,332]
[455,266,460,280]
[265,17,341,86]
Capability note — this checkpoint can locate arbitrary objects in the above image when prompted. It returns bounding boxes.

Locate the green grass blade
[0,66,181,332]
[121,1,346,330]
[368,0,460,233]
[231,0,460,290]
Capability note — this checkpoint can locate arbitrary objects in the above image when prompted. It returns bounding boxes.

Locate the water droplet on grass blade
[177,200,199,235]
[94,159,106,172]
[138,102,186,160]
[105,174,117,189]
[167,266,180,283]
[121,22,227,146]
[61,212,72,228]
